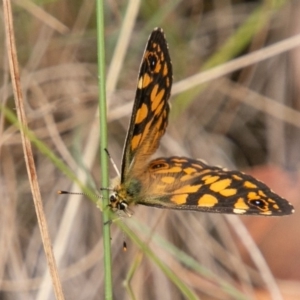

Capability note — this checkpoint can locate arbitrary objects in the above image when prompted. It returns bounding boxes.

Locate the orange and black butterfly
[109,28,294,216]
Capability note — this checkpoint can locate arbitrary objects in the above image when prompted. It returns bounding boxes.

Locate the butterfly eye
[110,194,117,204]
[118,201,128,211]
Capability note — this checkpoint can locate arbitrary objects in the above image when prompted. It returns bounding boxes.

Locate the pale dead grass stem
[2,0,65,299]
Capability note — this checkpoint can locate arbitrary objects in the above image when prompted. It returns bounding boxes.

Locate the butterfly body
[109,28,294,217]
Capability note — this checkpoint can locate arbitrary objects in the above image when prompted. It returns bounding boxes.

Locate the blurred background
[1,0,300,299]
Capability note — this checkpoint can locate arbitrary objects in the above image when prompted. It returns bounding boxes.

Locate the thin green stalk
[96,1,113,299]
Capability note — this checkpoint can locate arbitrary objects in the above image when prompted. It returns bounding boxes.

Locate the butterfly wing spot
[183,167,197,175]
[232,174,243,181]
[219,188,237,197]
[248,192,260,200]
[146,51,163,74]
[151,87,165,110]
[131,134,142,152]
[243,181,257,189]
[234,198,249,213]
[163,64,169,77]
[155,166,182,174]
[174,184,203,195]
[138,73,152,89]
[161,176,175,184]
[268,199,280,211]
[149,160,169,170]
[131,119,152,153]
[198,194,218,207]
[233,208,247,214]
[153,100,165,119]
[171,185,204,204]
[258,190,267,197]
[180,174,195,181]
[153,58,162,73]
[172,158,188,163]
[146,52,158,70]
[154,118,163,136]
[203,175,220,184]
[171,194,188,205]
[135,103,148,124]
[259,211,272,216]
[192,163,208,171]
[150,85,159,107]
[209,178,231,192]
[249,199,268,211]
[207,178,238,197]
[160,51,164,60]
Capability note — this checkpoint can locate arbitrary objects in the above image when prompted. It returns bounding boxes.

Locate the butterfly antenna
[57,190,101,199]
[58,190,84,195]
[104,148,120,177]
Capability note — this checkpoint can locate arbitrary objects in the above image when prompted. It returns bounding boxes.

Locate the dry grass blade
[2,1,64,299]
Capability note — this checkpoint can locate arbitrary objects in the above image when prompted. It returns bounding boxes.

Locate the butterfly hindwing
[136,157,294,216]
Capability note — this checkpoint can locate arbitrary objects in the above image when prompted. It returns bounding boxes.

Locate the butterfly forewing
[121,28,172,182]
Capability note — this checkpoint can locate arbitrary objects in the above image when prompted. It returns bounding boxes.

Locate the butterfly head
[108,178,139,216]
[109,192,129,212]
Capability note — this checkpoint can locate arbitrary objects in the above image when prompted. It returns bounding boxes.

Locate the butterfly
[109,27,294,216]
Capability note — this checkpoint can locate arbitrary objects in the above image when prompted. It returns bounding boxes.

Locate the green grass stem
[96,0,113,299]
